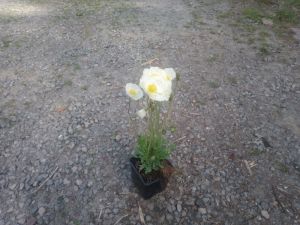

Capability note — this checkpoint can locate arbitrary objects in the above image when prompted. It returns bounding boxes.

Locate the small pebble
[76,179,82,186]
[177,204,182,213]
[261,210,270,219]
[63,178,70,185]
[199,208,207,214]
[38,207,46,216]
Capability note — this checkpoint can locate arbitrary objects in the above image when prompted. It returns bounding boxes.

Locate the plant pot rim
[130,157,163,186]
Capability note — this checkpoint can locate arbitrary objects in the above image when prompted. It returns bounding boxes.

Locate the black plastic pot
[130,157,171,199]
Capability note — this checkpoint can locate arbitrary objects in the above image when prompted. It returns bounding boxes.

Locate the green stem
[163,78,178,130]
[146,100,162,160]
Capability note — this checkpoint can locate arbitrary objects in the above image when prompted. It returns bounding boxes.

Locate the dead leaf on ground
[55,106,66,113]
[161,162,175,177]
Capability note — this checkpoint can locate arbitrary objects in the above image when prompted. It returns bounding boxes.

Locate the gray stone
[115,135,121,141]
[166,214,173,221]
[87,181,93,187]
[58,135,64,140]
[67,127,74,134]
[68,142,76,149]
[176,204,182,213]
[71,166,77,173]
[261,210,270,219]
[76,179,83,186]
[38,207,46,217]
[199,208,207,214]
[291,28,300,42]
[9,183,17,190]
[146,215,151,222]
[195,198,205,207]
[63,178,70,185]
[16,214,25,224]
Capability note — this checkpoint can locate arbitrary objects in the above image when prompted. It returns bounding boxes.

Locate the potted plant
[125,67,177,199]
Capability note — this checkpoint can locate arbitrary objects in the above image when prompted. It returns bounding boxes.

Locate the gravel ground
[0,0,299,224]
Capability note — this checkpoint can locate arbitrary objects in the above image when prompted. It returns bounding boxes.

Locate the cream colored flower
[139,67,172,101]
[142,67,166,79]
[125,83,143,100]
[137,109,146,119]
[164,68,176,81]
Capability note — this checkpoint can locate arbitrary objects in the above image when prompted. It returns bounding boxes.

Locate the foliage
[136,133,174,174]
[275,8,298,23]
[285,0,300,9]
[243,0,299,25]
[242,8,263,23]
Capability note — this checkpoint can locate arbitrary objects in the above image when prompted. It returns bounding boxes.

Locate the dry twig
[113,214,129,225]
[243,160,253,176]
[272,186,289,214]
[138,202,146,225]
[98,208,103,221]
[174,136,186,143]
[141,58,159,66]
[32,166,59,194]
[188,112,202,116]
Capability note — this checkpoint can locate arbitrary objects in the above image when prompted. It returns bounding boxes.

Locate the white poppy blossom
[125,83,143,100]
[164,68,176,81]
[137,109,146,119]
[139,67,172,102]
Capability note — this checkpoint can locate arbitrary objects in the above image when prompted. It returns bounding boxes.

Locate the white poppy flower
[137,109,146,119]
[142,67,166,79]
[125,83,143,100]
[139,67,172,102]
[164,68,176,81]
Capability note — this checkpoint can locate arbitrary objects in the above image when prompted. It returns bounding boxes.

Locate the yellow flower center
[128,88,138,96]
[147,83,157,94]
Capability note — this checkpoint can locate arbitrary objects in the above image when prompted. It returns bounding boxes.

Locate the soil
[133,158,168,184]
